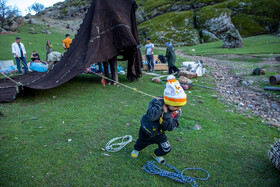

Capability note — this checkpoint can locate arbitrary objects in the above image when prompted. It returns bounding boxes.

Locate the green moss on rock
[197,6,232,26]
[232,14,267,36]
[193,0,228,5]
[138,11,200,46]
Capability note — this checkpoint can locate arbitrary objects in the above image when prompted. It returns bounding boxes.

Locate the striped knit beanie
[164,75,187,106]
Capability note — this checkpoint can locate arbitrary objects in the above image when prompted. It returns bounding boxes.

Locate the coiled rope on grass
[143,161,209,186]
[105,135,133,152]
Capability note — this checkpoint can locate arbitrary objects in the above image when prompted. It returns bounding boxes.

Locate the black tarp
[0,0,142,102]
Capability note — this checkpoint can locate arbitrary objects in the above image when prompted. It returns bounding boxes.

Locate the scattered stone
[242,81,248,85]
[226,91,230,94]
[28,19,34,24]
[29,27,35,32]
[235,91,239,96]
[238,102,244,107]
[193,124,202,130]
[125,123,131,127]
[41,29,51,34]
[175,138,183,142]
[29,31,38,34]
[248,105,254,109]
[248,80,254,84]
[67,139,72,142]
[212,95,218,99]
[271,104,280,111]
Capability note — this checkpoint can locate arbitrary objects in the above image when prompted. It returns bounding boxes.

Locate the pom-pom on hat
[164,75,187,106]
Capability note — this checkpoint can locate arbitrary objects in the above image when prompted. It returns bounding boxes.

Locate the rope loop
[105,135,133,152]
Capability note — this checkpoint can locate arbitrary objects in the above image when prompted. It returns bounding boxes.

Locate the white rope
[92,71,156,99]
[0,72,23,92]
[135,1,165,44]
[105,135,133,152]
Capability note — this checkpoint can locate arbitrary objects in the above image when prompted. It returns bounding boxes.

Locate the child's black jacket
[141,98,181,137]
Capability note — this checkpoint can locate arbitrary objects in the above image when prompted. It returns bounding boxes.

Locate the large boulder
[201,30,220,43]
[24,13,32,19]
[197,8,233,39]
[47,52,63,62]
[3,19,18,32]
[29,27,35,31]
[41,29,51,34]
[223,28,243,48]
[15,17,25,26]
[0,27,7,33]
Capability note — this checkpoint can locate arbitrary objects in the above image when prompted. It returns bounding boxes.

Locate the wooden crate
[143,63,168,71]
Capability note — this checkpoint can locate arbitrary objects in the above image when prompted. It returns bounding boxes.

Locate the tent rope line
[0,71,23,92]
[91,71,156,99]
[135,1,165,44]
[138,47,166,88]
[90,24,131,42]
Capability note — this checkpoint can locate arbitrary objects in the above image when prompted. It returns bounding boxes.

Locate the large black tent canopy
[0,0,142,102]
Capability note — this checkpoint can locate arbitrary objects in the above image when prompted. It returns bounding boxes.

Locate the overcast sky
[7,0,64,16]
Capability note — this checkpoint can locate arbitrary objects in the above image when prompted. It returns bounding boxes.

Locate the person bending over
[131,75,187,164]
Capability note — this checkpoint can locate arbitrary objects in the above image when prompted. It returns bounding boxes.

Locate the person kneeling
[31,51,40,62]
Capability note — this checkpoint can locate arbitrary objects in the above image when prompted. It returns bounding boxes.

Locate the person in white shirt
[145,38,154,71]
[12,37,28,74]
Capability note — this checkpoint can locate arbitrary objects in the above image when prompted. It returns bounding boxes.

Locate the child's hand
[163,104,168,113]
[156,97,163,100]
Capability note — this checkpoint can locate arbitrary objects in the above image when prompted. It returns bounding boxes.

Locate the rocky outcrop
[35,0,280,46]
[2,16,25,32]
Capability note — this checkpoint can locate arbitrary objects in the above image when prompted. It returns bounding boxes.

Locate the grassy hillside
[0,23,280,186]
[0,24,67,62]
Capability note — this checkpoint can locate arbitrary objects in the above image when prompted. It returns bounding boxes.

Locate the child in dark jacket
[131,75,187,164]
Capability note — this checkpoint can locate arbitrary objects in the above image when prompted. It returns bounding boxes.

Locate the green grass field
[0,24,68,62]
[178,34,280,56]
[0,24,279,186]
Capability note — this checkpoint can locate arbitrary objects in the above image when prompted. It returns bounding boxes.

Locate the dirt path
[176,51,280,127]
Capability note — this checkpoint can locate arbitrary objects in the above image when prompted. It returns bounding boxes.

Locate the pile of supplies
[180,60,206,77]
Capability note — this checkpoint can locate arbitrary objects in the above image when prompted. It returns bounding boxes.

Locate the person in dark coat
[165,42,180,74]
[131,75,187,164]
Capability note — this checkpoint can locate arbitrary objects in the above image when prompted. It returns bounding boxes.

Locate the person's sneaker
[131,150,139,158]
[153,153,165,164]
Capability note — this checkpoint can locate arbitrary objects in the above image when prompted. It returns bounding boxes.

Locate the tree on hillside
[0,0,21,26]
[28,3,45,14]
